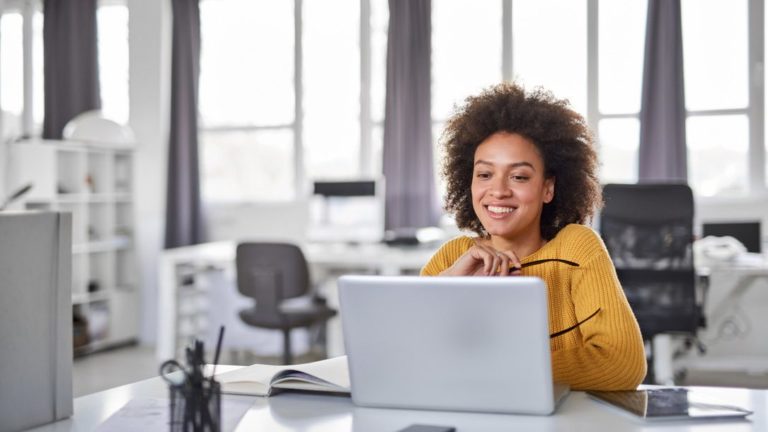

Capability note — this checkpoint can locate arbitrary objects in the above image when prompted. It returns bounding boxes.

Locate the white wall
[206,201,309,243]
[128,0,171,345]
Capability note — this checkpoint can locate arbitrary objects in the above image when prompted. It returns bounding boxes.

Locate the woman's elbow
[602,348,647,390]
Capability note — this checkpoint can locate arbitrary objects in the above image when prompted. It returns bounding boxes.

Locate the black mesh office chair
[600,183,705,383]
[236,242,337,365]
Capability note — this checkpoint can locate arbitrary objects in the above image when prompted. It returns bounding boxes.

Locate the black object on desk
[398,425,456,432]
[587,388,753,421]
[160,328,225,432]
[702,221,762,253]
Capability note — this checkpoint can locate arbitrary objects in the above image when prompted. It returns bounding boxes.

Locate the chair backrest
[600,183,699,338]
[236,242,310,310]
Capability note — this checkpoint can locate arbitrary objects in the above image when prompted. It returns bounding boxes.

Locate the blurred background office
[1,0,767,397]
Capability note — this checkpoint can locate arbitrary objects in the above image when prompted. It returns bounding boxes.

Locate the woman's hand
[439,239,522,276]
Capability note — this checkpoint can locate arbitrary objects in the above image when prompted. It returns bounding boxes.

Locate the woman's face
[471,132,555,243]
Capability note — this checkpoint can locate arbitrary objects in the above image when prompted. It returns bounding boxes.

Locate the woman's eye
[511,175,529,181]
[476,172,491,179]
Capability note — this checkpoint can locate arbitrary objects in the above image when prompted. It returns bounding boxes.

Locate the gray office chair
[236,242,337,365]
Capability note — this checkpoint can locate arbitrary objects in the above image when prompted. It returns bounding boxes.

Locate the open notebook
[216,356,350,396]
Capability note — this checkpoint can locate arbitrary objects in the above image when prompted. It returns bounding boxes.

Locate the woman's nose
[489,178,511,197]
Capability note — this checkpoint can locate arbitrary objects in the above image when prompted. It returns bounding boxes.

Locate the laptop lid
[338,275,565,415]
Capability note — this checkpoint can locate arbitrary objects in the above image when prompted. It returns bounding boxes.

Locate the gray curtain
[383,0,438,230]
[165,0,206,248]
[638,0,687,182]
[42,0,100,139]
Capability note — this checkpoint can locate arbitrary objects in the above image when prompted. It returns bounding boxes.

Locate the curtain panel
[382,0,439,231]
[164,0,206,248]
[638,0,688,182]
[42,0,100,139]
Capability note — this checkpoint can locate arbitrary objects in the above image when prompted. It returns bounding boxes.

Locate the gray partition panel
[0,211,73,432]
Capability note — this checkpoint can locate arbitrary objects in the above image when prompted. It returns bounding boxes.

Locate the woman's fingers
[448,240,524,277]
[477,244,511,276]
[497,252,511,276]
[501,249,522,271]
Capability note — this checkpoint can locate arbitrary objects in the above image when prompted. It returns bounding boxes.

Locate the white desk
[654,260,768,384]
[27,368,768,431]
[158,241,438,362]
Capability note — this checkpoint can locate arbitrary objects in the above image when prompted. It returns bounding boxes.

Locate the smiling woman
[421,82,647,391]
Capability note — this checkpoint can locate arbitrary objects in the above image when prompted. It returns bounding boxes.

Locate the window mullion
[22,0,34,136]
[294,0,304,197]
[749,0,766,192]
[502,0,512,81]
[586,0,599,135]
[360,0,372,176]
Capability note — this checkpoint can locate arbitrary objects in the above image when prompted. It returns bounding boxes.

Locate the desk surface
[27,367,768,432]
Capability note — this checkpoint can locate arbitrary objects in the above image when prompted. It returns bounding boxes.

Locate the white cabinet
[6,139,139,353]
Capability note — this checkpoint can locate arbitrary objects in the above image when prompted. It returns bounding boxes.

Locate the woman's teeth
[488,206,514,214]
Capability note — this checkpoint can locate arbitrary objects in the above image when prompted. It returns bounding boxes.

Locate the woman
[421,82,646,391]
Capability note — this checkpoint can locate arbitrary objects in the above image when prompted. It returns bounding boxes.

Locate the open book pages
[217,356,350,397]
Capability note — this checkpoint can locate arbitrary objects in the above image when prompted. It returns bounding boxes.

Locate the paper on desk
[94,397,254,432]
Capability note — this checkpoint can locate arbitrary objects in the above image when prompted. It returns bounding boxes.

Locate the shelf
[28,194,126,204]
[72,290,111,305]
[73,236,131,254]
[9,139,139,356]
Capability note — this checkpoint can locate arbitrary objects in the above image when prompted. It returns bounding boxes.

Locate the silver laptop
[338,275,569,415]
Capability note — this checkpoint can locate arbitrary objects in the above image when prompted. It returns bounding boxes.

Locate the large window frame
[5,0,766,200]
[430,0,767,200]
[199,0,384,202]
[0,0,130,137]
[587,0,765,198]
[0,0,38,137]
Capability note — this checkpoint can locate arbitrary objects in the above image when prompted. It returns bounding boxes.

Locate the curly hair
[441,82,602,240]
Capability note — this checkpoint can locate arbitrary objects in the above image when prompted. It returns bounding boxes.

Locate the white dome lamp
[62,110,135,146]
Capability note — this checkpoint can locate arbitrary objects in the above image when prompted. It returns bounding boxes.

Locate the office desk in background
[25,367,768,432]
[158,241,438,362]
[653,259,768,385]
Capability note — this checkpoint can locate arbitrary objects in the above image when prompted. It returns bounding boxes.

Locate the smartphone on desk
[398,425,456,432]
[588,388,753,421]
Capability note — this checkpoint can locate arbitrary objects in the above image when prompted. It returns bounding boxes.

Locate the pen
[212,326,225,377]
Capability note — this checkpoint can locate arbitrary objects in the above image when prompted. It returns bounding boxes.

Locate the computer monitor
[702,221,762,253]
[308,179,385,243]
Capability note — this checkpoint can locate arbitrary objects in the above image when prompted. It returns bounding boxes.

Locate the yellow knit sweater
[420,224,646,390]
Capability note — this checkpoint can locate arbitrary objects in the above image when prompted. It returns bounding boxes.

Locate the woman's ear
[543,177,555,204]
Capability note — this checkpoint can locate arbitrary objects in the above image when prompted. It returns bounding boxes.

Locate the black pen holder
[167,375,221,432]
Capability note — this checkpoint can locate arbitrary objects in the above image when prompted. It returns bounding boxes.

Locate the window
[97,2,130,124]
[1,0,129,137]
[1,11,24,139]
[432,0,502,194]
[303,0,360,179]
[199,0,295,202]
[32,10,43,129]
[594,0,647,184]
[682,0,753,197]
[513,0,587,116]
[428,0,765,198]
[199,0,388,202]
[432,1,502,122]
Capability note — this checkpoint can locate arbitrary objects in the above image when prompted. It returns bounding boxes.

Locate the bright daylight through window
[196,0,765,203]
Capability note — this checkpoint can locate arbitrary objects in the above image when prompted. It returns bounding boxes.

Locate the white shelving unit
[6,139,139,354]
